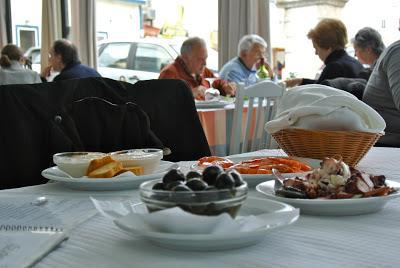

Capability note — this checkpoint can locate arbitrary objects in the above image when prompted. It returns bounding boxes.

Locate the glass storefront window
[10,0,42,52]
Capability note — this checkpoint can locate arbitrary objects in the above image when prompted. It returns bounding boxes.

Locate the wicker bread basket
[271,128,382,167]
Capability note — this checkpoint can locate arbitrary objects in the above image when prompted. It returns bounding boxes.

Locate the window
[30,49,41,64]
[10,0,42,52]
[98,43,131,69]
[15,25,39,52]
[133,43,172,72]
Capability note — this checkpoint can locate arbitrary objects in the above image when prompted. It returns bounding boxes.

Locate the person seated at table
[320,27,385,99]
[285,18,364,88]
[41,39,101,82]
[0,44,42,85]
[363,39,400,147]
[219,34,274,85]
[352,27,385,80]
[159,37,236,100]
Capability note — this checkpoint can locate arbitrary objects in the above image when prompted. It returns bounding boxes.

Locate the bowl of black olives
[139,166,248,218]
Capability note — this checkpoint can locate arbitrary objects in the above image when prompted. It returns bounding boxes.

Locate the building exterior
[97,0,146,41]
[7,0,399,78]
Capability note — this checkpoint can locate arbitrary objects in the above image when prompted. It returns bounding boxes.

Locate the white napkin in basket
[265,84,386,134]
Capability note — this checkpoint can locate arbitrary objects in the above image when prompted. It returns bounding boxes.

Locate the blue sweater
[54,62,101,81]
[219,57,258,85]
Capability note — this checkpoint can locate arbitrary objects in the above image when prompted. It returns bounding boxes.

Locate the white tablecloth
[3,147,400,268]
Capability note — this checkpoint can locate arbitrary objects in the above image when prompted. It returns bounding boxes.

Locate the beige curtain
[41,0,62,72]
[0,0,8,49]
[218,0,271,69]
[70,0,97,68]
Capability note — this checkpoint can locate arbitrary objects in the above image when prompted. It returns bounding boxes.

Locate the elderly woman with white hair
[219,34,274,85]
[352,27,385,80]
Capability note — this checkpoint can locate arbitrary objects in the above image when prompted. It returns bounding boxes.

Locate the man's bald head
[52,39,80,65]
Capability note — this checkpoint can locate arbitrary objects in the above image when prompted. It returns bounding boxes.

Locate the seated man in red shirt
[159,37,236,100]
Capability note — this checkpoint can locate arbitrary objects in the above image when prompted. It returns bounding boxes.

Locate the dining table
[1,147,400,268]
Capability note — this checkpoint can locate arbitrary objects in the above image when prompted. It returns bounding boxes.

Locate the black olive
[215,172,235,189]
[152,182,165,190]
[165,180,184,191]
[186,171,202,180]
[228,170,245,187]
[197,186,219,202]
[172,184,192,192]
[186,178,208,191]
[170,185,194,203]
[162,169,186,185]
[202,165,223,186]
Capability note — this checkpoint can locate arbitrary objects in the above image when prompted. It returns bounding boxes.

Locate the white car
[24,47,41,73]
[97,38,218,83]
[97,38,180,83]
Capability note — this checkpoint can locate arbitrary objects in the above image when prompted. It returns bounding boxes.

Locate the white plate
[113,197,299,251]
[41,161,175,191]
[195,99,233,109]
[256,180,400,216]
[192,156,320,188]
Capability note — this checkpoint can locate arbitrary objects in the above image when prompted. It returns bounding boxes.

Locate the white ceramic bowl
[53,152,106,178]
[110,149,163,175]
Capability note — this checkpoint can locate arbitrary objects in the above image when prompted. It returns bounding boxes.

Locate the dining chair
[229,80,285,155]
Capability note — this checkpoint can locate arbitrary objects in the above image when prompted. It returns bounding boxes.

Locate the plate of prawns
[193,155,320,187]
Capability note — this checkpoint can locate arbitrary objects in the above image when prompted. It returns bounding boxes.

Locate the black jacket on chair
[0,77,210,189]
[52,97,164,153]
[320,77,367,100]
[41,77,210,162]
[125,79,211,162]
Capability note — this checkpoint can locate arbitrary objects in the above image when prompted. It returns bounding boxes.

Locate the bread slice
[88,161,123,178]
[116,166,144,176]
[86,155,115,175]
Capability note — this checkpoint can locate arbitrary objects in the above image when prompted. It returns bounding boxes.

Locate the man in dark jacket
[41,39,101,81]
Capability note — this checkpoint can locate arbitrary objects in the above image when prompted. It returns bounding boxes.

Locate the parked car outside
[97,38,180,83]
[97,38,219,83]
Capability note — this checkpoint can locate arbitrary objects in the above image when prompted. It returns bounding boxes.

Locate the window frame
[5,0,12,43]
[15,25,39,50]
